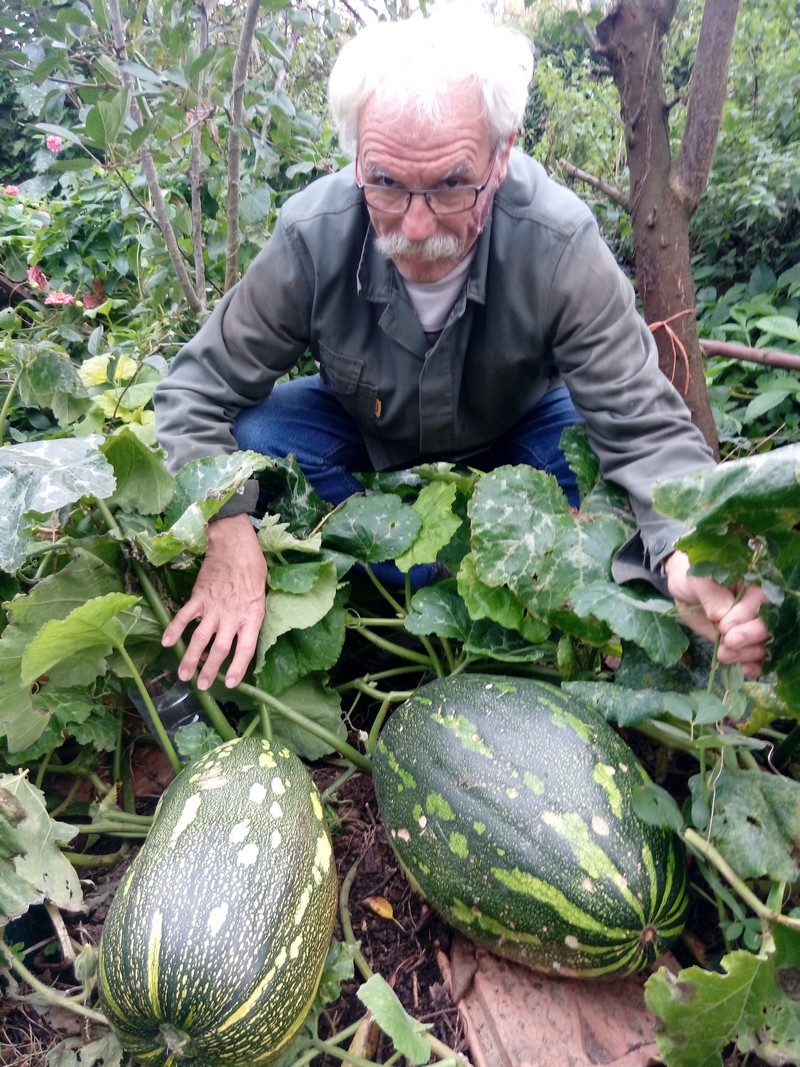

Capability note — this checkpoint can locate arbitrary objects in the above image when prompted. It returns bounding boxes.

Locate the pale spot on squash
[229,819,250,844]
[169,794,201,845]
[289,934,303,960]
[271,777,286,796]
[237,843,259,867]
[314,832,333,873]
[270,829,282,849]
[270,800,283,820]
[207,903,229,937]
[396,828,411,842]
[591,814,610,837]
[249,782,267,804]
[565,934,579,949]
[196,770,228,790]
[294,887,311,925]
[258,751,277,769]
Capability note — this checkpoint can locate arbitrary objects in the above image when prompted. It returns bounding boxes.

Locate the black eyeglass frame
[355,147,499,216]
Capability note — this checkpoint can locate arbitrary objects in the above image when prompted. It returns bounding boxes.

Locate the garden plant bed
[0,735,773,1067]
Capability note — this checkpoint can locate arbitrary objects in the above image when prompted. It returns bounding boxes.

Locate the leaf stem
[117,644,182,774]
[234,681,371,773]
[351,625,435,668]
[0,938,108,1025]
[682,827,800,931]
[0,371,20,443]
[339,860,374,982]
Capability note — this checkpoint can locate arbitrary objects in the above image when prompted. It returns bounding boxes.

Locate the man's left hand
[663,550,769,679]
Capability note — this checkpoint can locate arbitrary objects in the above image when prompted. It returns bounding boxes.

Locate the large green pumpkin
[98,736,337,1065]
[373,674,688,978]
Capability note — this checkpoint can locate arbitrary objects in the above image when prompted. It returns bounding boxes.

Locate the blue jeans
[234,374,582,507]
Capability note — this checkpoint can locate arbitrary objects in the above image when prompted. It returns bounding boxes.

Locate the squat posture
[154,14,768,690]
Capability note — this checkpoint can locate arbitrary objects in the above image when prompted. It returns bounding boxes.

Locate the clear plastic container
[129,672,204,741]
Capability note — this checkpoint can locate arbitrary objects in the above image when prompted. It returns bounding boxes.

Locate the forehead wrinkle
[362,157,474,185]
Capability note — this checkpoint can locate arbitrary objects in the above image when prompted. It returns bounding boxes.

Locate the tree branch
[700,338,800,372]
[190,2,209,301]
[557,159,631,212]
[671,0,741,214]
[105,0,204,311]
[224,0,262,292]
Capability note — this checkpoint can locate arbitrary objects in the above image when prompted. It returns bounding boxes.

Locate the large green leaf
[646,928,800,1067]
[256,604,346,695]
[164,451,268,527]
[270,673,346,761]
[20,593,140,686]
[457,552,551,644]
[395,481,461,570]
[0,436,116,572]
[102,429,175,515]
[468,465,627,643]
[653,444,800,570]
[258,559,338,656]
[322,493,421,562]
[689,769,800,883]
[571,580,688,665]
[0,772,83,919]
[562,681,696,727]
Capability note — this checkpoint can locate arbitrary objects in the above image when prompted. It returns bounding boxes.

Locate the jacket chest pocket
[318,346,380,426]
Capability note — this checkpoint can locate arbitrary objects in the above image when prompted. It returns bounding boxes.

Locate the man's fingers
[162,599,203,647]
[674,602,719,644]
[718,584,769,636]
[224,618,264,689]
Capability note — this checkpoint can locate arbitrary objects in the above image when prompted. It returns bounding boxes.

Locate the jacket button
[653,537,667,554]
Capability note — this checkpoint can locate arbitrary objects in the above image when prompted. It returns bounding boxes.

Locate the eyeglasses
[356,148,498,216]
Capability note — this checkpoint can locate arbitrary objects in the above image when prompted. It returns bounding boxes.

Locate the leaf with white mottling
[164,450,268,526]
[322,494,420,562]
[0,772,83,916]
[0,436,116,572]
[469,466,627,643]
[571,580,688,665]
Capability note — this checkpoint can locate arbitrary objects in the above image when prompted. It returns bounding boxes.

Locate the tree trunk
[596,0,740,456]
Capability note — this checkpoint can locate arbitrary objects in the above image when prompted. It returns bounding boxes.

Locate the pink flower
[82,278,106,309]
[27,265,49,290]
[3,184,19,196]
[45,135,63,153]
[44,291,75,306]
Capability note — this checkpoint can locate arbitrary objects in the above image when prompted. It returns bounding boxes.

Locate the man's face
[357,89,511,284]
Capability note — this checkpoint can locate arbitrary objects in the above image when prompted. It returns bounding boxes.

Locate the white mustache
[375,232,463,263]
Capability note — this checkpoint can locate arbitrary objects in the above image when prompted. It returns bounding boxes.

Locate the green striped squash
[373,674,688,978]
[98,737,337,1066]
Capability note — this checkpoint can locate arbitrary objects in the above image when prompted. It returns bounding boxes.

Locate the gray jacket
[155,149,714,577]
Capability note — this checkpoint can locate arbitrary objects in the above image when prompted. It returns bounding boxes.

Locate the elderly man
[154,14,768,691]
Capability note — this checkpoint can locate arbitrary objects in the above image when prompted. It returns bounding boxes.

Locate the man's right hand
[162,513,267,690]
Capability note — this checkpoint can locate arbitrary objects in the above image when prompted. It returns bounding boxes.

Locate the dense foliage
[1,2,800,1066]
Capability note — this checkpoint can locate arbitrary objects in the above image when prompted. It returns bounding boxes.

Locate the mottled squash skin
[98,737,337,1066]
[374,674,688,978]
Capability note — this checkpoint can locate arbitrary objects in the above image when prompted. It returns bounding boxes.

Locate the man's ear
[496,132,516,182]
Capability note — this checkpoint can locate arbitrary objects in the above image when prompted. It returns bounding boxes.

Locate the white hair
[328,10,535,157]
